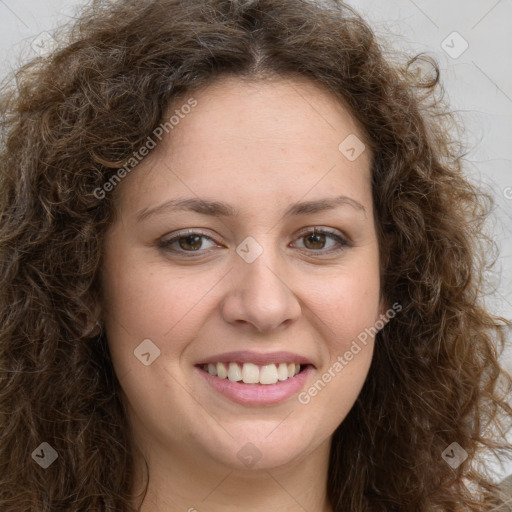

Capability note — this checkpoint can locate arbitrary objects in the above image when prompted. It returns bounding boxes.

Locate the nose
[220,243,302,334]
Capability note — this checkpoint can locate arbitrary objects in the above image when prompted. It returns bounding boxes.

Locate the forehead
[115,75,373,217]
[167,74,369,157]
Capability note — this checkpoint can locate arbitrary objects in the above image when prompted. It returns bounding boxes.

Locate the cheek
[300,271,379,422]
[102,241,187,333]
[101,246,222,372]
[319,262,382,347]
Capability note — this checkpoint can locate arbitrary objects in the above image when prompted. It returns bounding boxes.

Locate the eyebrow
[135,195,366,223]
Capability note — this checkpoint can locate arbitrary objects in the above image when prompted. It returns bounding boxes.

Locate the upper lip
[196,350,315,367]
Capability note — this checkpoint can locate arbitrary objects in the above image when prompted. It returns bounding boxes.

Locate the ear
[83,301,103,338]
[376,296,401,332]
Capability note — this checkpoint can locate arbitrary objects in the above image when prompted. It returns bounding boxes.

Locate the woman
[1,0,511,510]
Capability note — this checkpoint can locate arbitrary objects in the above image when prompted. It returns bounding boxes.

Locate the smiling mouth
[197,362,310,385]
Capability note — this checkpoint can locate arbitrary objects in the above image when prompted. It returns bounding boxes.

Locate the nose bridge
[220,234,302,333]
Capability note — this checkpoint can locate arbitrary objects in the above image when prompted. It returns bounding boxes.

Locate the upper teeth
[203,362,302,385]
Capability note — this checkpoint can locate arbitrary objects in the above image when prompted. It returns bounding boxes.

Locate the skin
[100,75,388,512]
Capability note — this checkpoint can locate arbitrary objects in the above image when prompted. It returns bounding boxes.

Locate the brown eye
[292,228,349,254]
[158,227,349,258]
[175,234,203,251]
[303,231,327,250]
[159,231,218,254]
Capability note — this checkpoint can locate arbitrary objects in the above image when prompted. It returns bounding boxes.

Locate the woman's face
[101,76,387,474]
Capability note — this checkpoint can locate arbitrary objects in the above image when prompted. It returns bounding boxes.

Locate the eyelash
[158,228,350,257]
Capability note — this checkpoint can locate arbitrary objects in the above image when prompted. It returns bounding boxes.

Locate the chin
[201,428,312,471]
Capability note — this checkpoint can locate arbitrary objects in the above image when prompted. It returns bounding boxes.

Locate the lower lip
[195,365,314,406]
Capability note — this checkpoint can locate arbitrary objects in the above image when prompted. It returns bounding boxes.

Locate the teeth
[228,362,242,382]
[277,363,288,381]
[260,364,278,384]
[204,361,304,384]
[217,362,228,379]
[241,362,260,384]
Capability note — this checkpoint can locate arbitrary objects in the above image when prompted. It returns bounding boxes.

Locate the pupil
[181,235,201,251]
[306,232,325,250]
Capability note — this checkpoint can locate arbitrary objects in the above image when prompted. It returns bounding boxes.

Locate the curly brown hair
[1,0,511,510]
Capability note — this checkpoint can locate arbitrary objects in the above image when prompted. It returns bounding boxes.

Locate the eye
[159,230,219,254]
[158,227,350,257]
[291,227,349,255]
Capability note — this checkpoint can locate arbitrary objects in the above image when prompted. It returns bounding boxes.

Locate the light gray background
[1,0,511,482]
